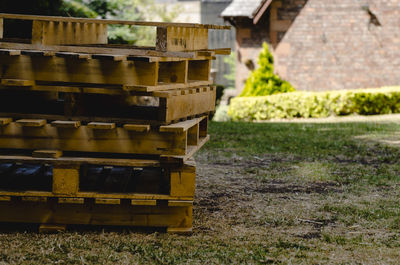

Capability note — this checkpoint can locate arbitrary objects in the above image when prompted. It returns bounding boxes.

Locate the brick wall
[275,0,400,91]
[234,16,269,92]
[233,0,400,93]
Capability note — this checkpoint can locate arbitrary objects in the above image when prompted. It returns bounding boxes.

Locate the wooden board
[0,13,230,29]
[0,50,213,88]
[0,116,208,156]
[0,53,158,87]
[0,156,195,199]
[0,201,193,233]
[0,86,216,124]
[157,26,209,52]
[32,20,108,46]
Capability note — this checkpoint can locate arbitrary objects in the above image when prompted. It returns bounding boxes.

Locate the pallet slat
[0,117,208,156]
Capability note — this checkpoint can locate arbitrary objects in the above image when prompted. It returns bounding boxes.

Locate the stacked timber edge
[0,13,231,233]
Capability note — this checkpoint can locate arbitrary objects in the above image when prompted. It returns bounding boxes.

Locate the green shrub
[228,86,400,121]
[240,43,295,97]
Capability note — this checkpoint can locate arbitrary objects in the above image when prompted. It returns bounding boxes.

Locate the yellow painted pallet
[0,155,196,233]
[0,156,196,201]
[0,85,216,124]
[0,198,193,233]
[0,49,214,92]
[0,13,230,53]
[0,116,209,158]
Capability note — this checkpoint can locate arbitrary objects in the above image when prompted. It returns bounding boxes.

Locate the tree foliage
[240,43,295,97]
[63,0,181,45]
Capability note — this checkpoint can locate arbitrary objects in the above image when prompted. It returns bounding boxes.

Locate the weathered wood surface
[0,13,230,29]
[0,51,211,89]
[0,157,195,199]
[0,201,193,233]
[0,86,216,124]
[0,116,208,156]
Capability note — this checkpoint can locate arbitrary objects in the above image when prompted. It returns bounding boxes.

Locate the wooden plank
[0,190,192,201]
[0,13,230,29]
[0,42,195,59]
[32,20,108,46]
[39,224,66,233]
[0,196,11,201]
[0,49,21,56]
[33,150,63,159]
[131,199,157,206]
[1,79,35,86]
[168,200,193,207]
[212,48,231,55]
[21,50,55,57]
[51,120,81,129]
[124,80,212,93]
[55,52,91,60]
[21,196,47,202]
[0,86,215,124]
[16,119,46,127]
[0,52,159,87]
[164,87,215,122]
[95,198,121,205]
[123,124,150,132]
[58,197,84,204]
[0,155,160,167]
[0,201,193,230]
[0,118,12,126]
[167,227,192,234]
[160,117,205,133]
[87,122,116,130]
[156,26,209,52]
[0,122,188,156]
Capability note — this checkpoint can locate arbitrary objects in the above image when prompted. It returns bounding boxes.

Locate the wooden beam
[0,118,12,126]
[1,79,35,87]
[131,199,157,206]
[0,13,230,29]
[0,201,193,231]
[156,26,208,52]
[51,120,81,129]
[0,122,194,156]
[0,53,159,87]
[0,154,160,167]
[55,52,91,60]
[16,119,46,127]
[160,117,205,133]
[87,122,116,130]
[0,42,195,59]
[0,49,21,56]
[95,198,121,205]
[58,198,84,204]
[32,150,63,159]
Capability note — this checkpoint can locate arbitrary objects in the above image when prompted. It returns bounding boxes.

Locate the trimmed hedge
[228,87,400,121]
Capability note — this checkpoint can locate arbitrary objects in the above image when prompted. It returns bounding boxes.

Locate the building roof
[220,0,263,18]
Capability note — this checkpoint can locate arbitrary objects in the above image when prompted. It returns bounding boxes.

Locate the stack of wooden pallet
[0,13,230,233]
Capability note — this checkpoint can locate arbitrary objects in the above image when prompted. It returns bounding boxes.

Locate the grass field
[1,115,400,264]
